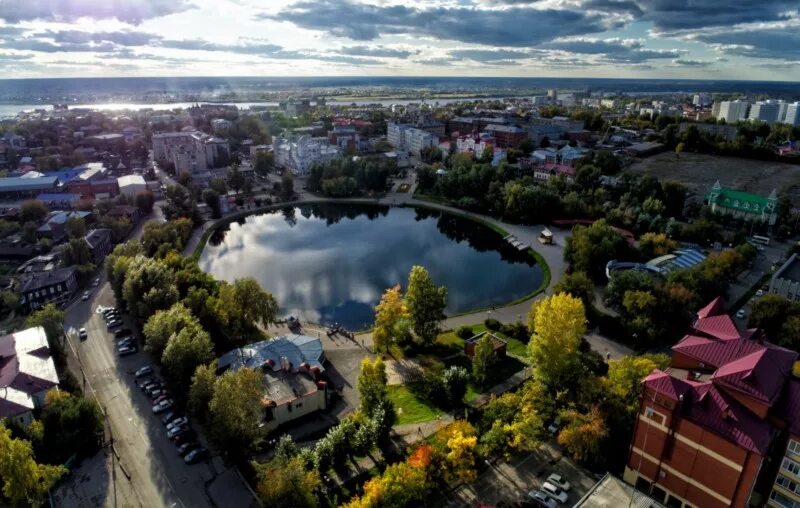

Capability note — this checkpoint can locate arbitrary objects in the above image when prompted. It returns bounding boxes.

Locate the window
[789,440,800,456]
[777,475,800,496]
[782,458,800,477]
[771,490,800,508]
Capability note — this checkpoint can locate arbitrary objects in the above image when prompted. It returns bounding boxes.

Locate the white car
[81,291,90,301]
[541,482,569,504]
[756,289,764,297]
[152,399,174,414]
[527,490,558,508]
[736,309,746,319]
[93,278,100,287]
[546,473,571,492]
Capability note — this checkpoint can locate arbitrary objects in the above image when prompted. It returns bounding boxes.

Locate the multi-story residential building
[273,135,341,176]
[328,125,364,152]
[483,124,528,148]
[785,103,800,127]
[19,267,78,310]
[152,131,230,174]
[749,101,782,124]
[386,123,439,156]
[717,100,750,123]
[625,298,800,508]
[705,181,779,225]
[693,93,712,107]
[447,116,510,135]
[0,326,59,426]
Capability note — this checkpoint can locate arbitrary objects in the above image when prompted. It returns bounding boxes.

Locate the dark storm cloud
[261,0,614,46]
[0,0,195,24]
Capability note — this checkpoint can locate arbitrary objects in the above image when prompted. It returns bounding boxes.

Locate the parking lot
[446,442,597,507]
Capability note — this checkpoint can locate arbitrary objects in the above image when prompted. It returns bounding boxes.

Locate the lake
[199,203,544,330]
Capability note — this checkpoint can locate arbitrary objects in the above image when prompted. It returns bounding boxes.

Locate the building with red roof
[624,300,800,508]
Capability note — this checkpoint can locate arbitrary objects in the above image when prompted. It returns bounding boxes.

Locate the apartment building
[387,122,439,156]
[625,298,800,508]
[717,100,750,123]
[749,101,782,124]
[273,135,341,176]
[785,103,800,127]
[483,124,528,148]
[152,131,230,174]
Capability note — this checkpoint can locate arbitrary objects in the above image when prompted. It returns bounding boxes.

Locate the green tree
[209,178,228,196]
[472,333,496,389]
[25,304,65,354]
[122,256,179,323]
[209,367,264,453]
[528,293,586,388]
[556,406,608,463]
[208,278,278,343]
[281,173,294,200]
[0,423,66,506]
[553,271,594,307]
[135,191,155,215]
[188,361,217,419]
[254,151,274,177]
[62,238,94,273]
[64,216,86,239]
[143,303,197,356]
[564,220,629,281]
[227,163,245,194]
[20,199,49,224]
[357,357,389,417]
[405,266,448,346]
[602,354,669,415]
[638,232,678,259]
[39,389,104,464]
[202,189,221,218]
[161,325,214,392]
[442,365,469,407]
[255,456,319,508]
[372,285,410,351]
[748,294,791,339]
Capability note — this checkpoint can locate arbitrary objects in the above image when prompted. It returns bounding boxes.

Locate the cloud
[414,57,459,66]
[449,49,532,63]
[262,0,615,46]
[335,45,415,58]
[36,29,159,46]
[543,37,681,63]
[0,0,195,24]
[671,59,714,67]
[691,25,800,59]
[0,53,33,61]
[2,38,119,53]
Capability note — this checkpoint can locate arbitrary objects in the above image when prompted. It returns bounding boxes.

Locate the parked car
[161,411,179,425]
[78,328,88,340]
[167,424,190,439]
[184,447,208,464]
[546,474,571,492]
[107,319,123,329]
[177,441,200,456]
[736,309,746,319]
[166,417,189,431]
[117,337,135,348]
[149,389,169,400]
[527,491,558,508]
[114,328,131,339]
[118,345,137,356]
[541,482,568,504]
[170,428,196,444]
[93,277,100,287]
[135,366,153,378]
[152,399,174,414]
[152,394,171,406]
[141,381,160,392]
[82,290,90,301]
[105,313,120,323]
[756,289,765,297]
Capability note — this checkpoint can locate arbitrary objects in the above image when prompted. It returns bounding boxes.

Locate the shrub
[456,325,474,340]
[500,322,530,342]
[484,318,501,331]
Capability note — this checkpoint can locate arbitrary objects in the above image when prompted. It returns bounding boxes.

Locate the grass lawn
[386,385,443,425]
[437,324,530,363]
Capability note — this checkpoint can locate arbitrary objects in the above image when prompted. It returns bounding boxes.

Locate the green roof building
[705,181,778,225]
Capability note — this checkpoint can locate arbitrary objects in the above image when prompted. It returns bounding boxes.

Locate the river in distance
[199,203,543,331]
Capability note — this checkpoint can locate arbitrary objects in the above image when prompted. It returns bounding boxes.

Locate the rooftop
[0,326,59,418]
[218,334,325,374]
[19,267,76,294]
[575,473,665,508]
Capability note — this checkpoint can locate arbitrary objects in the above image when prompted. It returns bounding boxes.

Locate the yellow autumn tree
[556,406,608,462]
[602,354,670,415]
[344,460,427,508]
[527,293,586,388]
[372,285,411,351]
[429,420,479,484]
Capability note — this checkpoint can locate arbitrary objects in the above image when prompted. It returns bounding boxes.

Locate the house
[483,124,528,148]
[37,210,92,242]
[83,229,112,264]
[19,267,78,310]
[624,299,800,508]
[464,331,507,359]
[65,163,119,199]
[533,163,576,184]
[117,174,147,198]
[106,205,140,224]
[217,334,328,432]
[0,326,59,426]
[705,181,778,225]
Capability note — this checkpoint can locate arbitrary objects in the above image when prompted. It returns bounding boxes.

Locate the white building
[748,101,781,124]
[117,174,147,197]
[0,326,59,426]
[693,93,712,107]
[386,122,439,156]
[717,100,750,123]
[274,135,341,176]
[784,102,800,127]
[152,131,230,174]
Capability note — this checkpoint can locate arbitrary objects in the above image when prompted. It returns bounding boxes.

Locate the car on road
[93,277,100,287]
[546,474,571,492]
[78,328,88,340]
[177,441,200,457]
[167,424,190,439]
[152,399,174,414]
[117,337,135,348]
[756,289,765,297]
[118,345,137,356]
[184,447,208,464]
[135,366,153,378]
[82,290,90,301]
[541,482,568,504]
[527,490,557,508]
[166,417,189,431]
[736,309,746,319]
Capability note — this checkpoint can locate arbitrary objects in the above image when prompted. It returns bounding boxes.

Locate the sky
[0,0,798,80]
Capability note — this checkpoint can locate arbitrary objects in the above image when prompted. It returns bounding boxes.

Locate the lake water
[199,203,543,330]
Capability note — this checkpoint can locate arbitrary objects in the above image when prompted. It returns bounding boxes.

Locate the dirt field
[627,152,800,202]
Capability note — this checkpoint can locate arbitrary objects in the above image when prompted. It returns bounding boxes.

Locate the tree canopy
[528,293,587,388]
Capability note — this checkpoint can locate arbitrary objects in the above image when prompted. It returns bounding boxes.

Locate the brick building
[624,298,800,508]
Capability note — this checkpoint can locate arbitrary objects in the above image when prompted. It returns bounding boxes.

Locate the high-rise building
[749,101,781,124]
[785,102,800,127]
[717,100,749,123]
[693,93,711,107]
[624,298,800,508]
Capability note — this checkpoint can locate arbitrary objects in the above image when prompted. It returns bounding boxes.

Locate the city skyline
[0,0,798,80]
